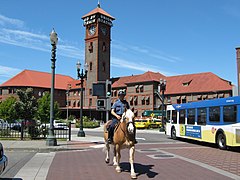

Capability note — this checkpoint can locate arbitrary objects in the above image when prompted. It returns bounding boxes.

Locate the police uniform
[108,98,130,142]
[110,99,130,127]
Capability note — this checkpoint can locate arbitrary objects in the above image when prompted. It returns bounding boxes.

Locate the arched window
[102,62,106,72]
[103,42,106,52]
[90,62,93,71]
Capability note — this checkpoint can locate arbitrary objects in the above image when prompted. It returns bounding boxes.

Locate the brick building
[0,69,74,107]
[111,71,233,117]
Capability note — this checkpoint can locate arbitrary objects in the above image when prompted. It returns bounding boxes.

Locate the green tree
[14,88,37,120]
[0,96,17,121]
[36,92,60,124]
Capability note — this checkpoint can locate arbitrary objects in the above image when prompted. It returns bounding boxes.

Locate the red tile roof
[165,72,232,94]
[0,69,75,90]
[112,71,232,94]
[82,6,115,20]
[112,71,166,88]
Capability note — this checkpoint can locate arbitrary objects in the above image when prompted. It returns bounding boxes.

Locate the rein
[119,117,134,141]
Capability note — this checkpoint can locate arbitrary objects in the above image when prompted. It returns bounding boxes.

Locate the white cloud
[0,28,84,59]
[0,14,24,27]
[112,40,181,63]
[111,56,176,76]
[0,65,22,79]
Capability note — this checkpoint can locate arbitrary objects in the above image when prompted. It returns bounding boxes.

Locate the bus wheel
[217,133,227,150]
[171,127,177,140]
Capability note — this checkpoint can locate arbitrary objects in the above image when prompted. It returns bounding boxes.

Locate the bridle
[119,113,135,140]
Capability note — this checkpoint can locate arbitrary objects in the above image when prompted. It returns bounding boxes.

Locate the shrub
[75,121,100,128]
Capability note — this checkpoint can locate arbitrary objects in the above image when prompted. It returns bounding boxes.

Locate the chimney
[236,47,240,95]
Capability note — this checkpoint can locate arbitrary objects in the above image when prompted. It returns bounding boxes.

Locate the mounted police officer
[107,89,137,144]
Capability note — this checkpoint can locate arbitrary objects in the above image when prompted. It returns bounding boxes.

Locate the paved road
[1,151,36,179]
[3,127,240,180]
[46,141,240,180]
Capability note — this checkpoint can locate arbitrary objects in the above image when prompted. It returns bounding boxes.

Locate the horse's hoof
[116,166,121,173]
[131,173,137,179]
[105,159,109,164]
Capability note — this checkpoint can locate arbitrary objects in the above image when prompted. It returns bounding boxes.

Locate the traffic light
[106,80,112,98]
[96,99,105,110]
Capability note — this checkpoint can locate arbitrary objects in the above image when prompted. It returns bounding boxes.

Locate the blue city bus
[166,96,240,150]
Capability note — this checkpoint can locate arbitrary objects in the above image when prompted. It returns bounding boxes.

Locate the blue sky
[0,0,240,85]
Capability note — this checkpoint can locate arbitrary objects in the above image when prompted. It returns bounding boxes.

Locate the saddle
[104,120,120,133]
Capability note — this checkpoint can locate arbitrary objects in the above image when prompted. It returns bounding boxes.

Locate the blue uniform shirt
[111,99,130,115]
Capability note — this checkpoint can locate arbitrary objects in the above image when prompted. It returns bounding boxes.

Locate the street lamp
[76,61,88,137]
[159,78,167,132]
[46,28,58,146]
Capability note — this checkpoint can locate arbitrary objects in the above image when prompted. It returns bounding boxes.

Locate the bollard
[68,122,71,141]
[20,121,24,140]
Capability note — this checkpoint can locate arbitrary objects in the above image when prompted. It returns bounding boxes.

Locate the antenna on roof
[97,0,101,8]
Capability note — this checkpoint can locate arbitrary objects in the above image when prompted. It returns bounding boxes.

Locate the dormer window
[182,80,192,87]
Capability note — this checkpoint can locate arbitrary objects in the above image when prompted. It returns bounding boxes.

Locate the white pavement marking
[14,152,55,180]
[90,144,105,148]
[136,137,146,141]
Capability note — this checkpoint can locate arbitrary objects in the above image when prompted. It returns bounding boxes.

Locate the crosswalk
[14,152,55,180]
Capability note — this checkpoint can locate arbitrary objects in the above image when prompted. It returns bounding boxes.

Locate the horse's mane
[122,109,134,122]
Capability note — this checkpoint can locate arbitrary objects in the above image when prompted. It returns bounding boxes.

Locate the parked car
[54,120,68,130]
[40,120,68,130]
[0,119,9,129]
[0,143,8,175]
[151,119,162,128]
[135,119,152,129]
[10,120,21,131]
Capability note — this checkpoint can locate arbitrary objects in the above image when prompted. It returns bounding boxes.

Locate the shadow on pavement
[120,162,158,178]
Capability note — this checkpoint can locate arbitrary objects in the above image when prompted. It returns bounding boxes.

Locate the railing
[0,122,71,141]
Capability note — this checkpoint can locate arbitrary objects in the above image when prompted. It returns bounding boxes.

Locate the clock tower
[82,3,115,108]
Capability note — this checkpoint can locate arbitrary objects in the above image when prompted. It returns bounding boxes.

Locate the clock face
[88,25,96,36]
[101,26,107,36]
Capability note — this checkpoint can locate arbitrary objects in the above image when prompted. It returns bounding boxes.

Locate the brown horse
[103,109,137,179]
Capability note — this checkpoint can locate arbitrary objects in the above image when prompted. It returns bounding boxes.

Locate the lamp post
[159,78,167,132]
[76,61,88,137]
[46,28,58,146]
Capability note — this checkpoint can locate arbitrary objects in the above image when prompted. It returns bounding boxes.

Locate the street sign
[96,99,106,110]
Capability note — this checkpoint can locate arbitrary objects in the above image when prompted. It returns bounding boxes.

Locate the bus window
[167,110,171,122]
[172,110,177,124]
[209,106,220,122]
[187,109,195,125]
[179,110,185,124]
[197,108,206,125]
[223,105,237,123]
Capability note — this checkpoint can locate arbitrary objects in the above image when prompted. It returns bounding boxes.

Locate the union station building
[0,4,235,120]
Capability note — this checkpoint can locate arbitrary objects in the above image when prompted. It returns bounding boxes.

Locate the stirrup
[107,138,113,144]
